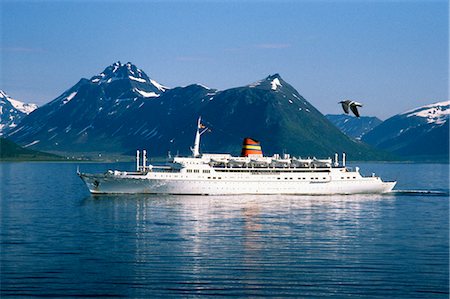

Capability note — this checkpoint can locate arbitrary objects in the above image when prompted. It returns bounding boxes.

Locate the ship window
[353,177,356,179]
[277,178,281,180]
[194,169,200,173]
[187,169,192,173]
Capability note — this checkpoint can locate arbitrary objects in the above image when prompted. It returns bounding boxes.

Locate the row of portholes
[277,177,327,180]
[186,169,211,173]
[152,173,335,181]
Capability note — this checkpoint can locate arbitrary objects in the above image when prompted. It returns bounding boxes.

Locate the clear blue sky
[1,0,448,119]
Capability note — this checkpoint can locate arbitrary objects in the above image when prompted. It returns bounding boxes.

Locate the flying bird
[339,100,363,117]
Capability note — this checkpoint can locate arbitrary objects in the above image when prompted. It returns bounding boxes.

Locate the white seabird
[339,100,363,117]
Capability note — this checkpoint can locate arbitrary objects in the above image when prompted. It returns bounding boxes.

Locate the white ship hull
[78,117,396,196]
[79,169,396,195]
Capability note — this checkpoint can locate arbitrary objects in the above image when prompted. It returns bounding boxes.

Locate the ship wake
[390,189,449,197]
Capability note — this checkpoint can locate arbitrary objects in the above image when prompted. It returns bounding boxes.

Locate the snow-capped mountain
[5,64,386,160]
[5,61,192,152]
[402,101,449,125]
[89,61,168,99]
[0,90,37,135]
[325,114,382,140]
[362,101,449,161]
[46,61,169,109]
[0,90,38,114]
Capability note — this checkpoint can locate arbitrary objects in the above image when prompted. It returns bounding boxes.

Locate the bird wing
[340,101,350,114]
[350,104,360,117]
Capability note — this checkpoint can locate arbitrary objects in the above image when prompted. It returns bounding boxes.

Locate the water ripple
[1,162,448,297]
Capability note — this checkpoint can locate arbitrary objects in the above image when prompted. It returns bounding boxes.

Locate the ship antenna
[190,116,209,157]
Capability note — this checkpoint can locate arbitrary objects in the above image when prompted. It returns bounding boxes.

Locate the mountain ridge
[0,90,38,135]
[4,62,391,160]
[362,100,449,161]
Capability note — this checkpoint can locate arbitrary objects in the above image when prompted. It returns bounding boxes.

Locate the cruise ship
[78,118,396,195]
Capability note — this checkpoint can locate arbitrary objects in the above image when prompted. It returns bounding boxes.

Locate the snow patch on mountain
[23,140,40,147]
[129,75,147,83]
[271,78,282,91]
[150,79,168,92]
[133,88,160,98]
[8,98,38,114]
[0,90,38,135]
[62,91,77,105]
[248,74,285,91]
[0,90,37,114]
[403,100,449,125]
[248,79,263,88]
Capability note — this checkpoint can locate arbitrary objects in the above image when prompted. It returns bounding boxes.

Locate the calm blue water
[1,162,448,298]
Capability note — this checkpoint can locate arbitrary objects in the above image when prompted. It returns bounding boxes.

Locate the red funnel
[241,138,263,157]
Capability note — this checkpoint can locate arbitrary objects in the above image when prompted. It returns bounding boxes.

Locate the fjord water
[1,162,448,298]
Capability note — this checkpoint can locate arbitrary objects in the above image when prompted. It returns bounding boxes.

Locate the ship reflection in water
[85,193,447,297]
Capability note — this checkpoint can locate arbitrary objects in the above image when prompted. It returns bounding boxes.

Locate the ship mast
[191,116,209,157]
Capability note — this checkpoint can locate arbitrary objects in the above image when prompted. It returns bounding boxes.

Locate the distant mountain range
[362,101,449,161]
[4,61,386,160]
[325,114,382,140]
[2,61,447,162]
[0,90,37,135]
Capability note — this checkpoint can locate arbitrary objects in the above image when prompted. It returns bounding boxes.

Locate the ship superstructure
[79,117,396,195]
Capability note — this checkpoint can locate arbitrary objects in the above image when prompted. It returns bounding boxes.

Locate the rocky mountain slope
[6,62,389,160]
[325,114,382,140]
